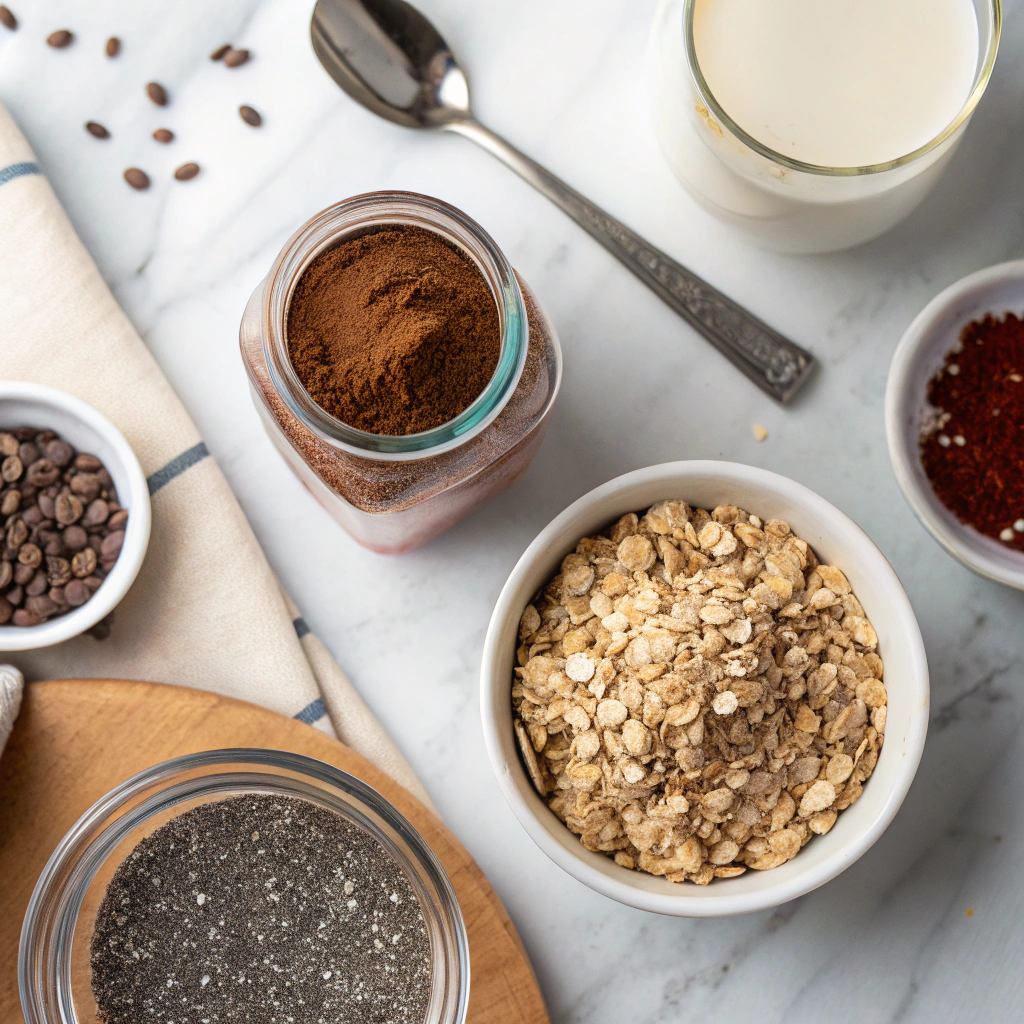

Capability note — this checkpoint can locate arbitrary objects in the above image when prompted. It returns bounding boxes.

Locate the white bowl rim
[0,382,152,651]
[885,258,1024,592]
[480,460,929,917]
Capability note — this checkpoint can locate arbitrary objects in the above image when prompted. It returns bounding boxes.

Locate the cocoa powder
[286,225,501,436]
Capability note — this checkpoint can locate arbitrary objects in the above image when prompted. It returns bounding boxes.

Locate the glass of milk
[647,0,1001,253]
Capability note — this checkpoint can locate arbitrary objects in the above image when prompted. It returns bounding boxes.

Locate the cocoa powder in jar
[286,225,501,435]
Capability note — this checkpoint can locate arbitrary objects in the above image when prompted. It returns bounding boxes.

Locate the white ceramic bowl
[0,383,151,651]
[886,259,1024,591]
[481,462,929,917]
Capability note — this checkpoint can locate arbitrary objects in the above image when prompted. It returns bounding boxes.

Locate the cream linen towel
[0,107,429,805]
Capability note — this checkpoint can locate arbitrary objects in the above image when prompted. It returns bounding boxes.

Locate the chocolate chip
[174,162,200,181]
[223,47,249,67]
[0,6,16,31]
[86,121,111,140]
[47,29,73,48]
[239,105,262,127]
[124,168,150,191]
[153,128,174,144]
[210,42,231,61]
[145,81,168,106]
[106,36,120,57]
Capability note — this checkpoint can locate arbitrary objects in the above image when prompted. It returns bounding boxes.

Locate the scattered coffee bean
[239,104,262,127]
[85,121,110,140]
[152,127,174,144]
[0,6,16,31]
[105,36,120,57]
[174,161,200,181]
[145,81,168,106]
[88,613,113,639]
[223,47,249,67]
[124,167,150,190]
[47,29,73,48]
[210,42,231,60]
[0,428,128,630]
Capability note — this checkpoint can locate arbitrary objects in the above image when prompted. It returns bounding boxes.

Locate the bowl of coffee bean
[0,382,151,650]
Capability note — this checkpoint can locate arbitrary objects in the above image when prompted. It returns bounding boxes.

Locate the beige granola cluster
[512,501,887,884]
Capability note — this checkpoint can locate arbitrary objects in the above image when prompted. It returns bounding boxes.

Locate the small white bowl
[886,260,1024,591]
[480,462,929,917]
[0,383,151,651]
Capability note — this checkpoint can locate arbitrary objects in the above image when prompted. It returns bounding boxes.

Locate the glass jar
[240,192,562,554]
[647,0,1001,253]
[19,749,469,1024]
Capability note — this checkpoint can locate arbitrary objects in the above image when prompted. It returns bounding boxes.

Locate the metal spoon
[311,0,815,402]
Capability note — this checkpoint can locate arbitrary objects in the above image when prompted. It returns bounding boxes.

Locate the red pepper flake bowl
[886,260,1024,591]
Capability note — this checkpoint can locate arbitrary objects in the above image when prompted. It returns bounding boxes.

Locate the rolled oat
[511,500,887,884]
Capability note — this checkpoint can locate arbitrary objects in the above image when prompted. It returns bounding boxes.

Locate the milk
[692,0,979,169]
[646,0,996,253]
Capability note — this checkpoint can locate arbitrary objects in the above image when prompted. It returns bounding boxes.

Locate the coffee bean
[153,128,174,144]
[63,525,88,551]
[19,482,36,502]
[18,442,38,465]
[6,520,28,550]
[239,105,262,127]
[49,586,67,607]
[13,609,40,627]
[75,454,102,473]
[100,530,125,560]
[0,598,11,625]
[71,473,101,502]
[17,543,42,568]
[64,578,89,606]
[124,168,150,191]
[86,121,111,140]
[37,493,55,519]
[72,547,97,578]
[45,439,74,468]
[26,595,58,618]
[82,498,110,528]
[0,561,11,589]
[25,572,47,596]
[223,47,249,68]
[0,6,16,31]
[55,492,84,526]
[174,162,200,181]
[47,556,72,587]
[47,29,73,48]
[0,434,18,457]
[146,81,168,106]
[21,506,43,529]
[88,614,113,639]
[108,509,129,530]
[1,491,19,516]
[44,537,65,557]
[106,36,120,57]
[6,585,22,606]
[27,458,60,487]
[13,428,35,441]
[83,574,103,591]
[211,42,231,61]
[13,563,33,586]
[1,455,22,483]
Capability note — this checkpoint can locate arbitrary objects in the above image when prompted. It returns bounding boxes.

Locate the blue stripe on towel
[293,617,310,639]
[294,697,327,724]
[147,442,209,495]
[0,161,42,186]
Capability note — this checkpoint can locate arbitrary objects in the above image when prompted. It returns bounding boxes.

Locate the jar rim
[682,0,1002,177]
[18,749,470,1024]
[261,191,529,461]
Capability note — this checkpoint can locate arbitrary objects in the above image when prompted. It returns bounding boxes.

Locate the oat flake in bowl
[511,500,888,884]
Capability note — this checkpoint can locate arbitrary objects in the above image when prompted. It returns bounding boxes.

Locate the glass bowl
[19,749,469,1024]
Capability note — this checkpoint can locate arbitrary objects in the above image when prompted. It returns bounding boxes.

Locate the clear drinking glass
[647,0,1002,253]
[240,192,561,554]
[19,749,470,1024]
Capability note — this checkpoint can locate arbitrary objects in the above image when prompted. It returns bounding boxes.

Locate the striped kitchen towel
[0,106,430,807]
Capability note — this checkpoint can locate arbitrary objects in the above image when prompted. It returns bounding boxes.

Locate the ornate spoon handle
[448,118,815,404]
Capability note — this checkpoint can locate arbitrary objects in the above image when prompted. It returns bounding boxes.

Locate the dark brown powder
[286,224,501,435]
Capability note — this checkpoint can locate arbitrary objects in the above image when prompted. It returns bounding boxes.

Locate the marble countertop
[3,1,1024,1020]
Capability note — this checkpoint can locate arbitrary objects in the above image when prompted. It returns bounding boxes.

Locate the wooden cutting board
[0,679,548,1024]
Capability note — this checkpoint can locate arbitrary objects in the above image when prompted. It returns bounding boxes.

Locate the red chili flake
[920,312,1024,550]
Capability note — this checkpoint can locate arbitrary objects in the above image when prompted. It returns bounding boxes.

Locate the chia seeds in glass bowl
[19,750,469,1024]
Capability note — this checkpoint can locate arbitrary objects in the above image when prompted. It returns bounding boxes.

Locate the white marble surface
[3,1,1024,1020]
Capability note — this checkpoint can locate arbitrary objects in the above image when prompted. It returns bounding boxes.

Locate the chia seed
[90,795,432,1024]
